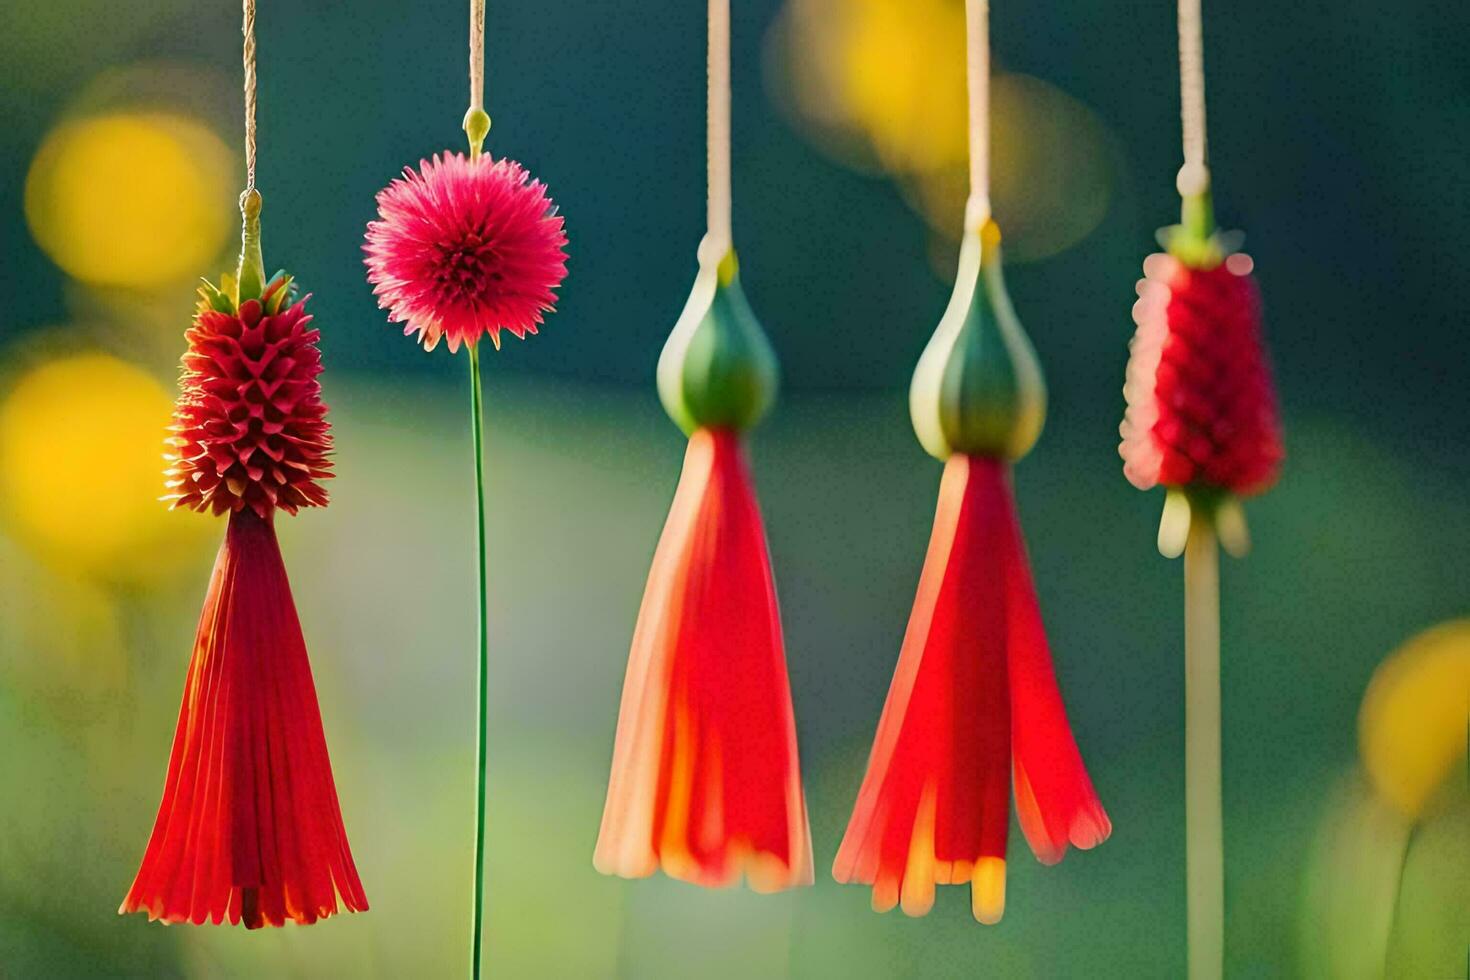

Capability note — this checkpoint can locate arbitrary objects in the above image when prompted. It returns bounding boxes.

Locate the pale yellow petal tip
[971,858,1006,925]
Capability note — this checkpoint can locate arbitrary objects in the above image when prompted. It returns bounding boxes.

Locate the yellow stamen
[971,857,1006,924]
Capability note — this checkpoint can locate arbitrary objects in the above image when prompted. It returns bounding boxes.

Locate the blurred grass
[2,374,1464,976]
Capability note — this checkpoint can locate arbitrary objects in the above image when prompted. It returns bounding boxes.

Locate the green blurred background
[1,1,1466,977]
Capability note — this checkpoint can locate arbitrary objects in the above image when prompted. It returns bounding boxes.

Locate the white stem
[964,0,991,231]
[1176,0,1210,196]
[1184,518,1223,980]
[706,0,732,257]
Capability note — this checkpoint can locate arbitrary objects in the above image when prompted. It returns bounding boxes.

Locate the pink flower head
[364,152,568,353]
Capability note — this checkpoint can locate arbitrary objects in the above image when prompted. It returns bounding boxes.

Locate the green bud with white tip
[657,242,779,435]
[910,216,1046,461]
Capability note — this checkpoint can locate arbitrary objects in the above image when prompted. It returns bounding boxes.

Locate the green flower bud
[657,245,779,435]
[235,187,265,303]
[910,220,1046,461]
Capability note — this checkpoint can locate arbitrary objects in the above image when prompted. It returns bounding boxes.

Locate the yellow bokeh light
[24,112,233,288]
[771,0,1115,260]
[841,0,968,176]
[1359,619,1470,819]
[0,352,214,586]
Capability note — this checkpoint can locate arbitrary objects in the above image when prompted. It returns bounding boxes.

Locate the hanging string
[1176,0,1209,196]
[964,0,990,231]
[242,0,257,193]
[469,0,486,113]
[706,0,732,258]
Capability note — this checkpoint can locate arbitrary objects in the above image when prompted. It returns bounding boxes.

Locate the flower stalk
[1184,513,1223,980]
[468,341,489,980]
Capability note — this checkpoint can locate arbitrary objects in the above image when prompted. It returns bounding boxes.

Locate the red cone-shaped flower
[122,273,365,927]
[120,509,367,926]
[1121,252,1283,496]
[833,455,1109,922]
[165,277,331,517]
[594,427,812,892]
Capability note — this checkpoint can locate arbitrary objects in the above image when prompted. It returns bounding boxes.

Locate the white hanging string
[469,0,486,112]
[1176,0,1210,196]
[964,0,991,232]
[706,0,732,258]
[242,0,257,192]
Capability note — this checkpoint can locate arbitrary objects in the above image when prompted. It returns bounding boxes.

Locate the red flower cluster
[165,277,331,517]
[594,428,812,892]
[1121,252,1283,495]
[834,455,1109,922]
[123,273,365,928]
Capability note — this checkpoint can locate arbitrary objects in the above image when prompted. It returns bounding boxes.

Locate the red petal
[998,475,1112,865]
[833,455,1012,920]
[595,428,811,892]
[120,510,367,926]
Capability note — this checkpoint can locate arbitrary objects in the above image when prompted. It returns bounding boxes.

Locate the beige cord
[964,0,990,231]
[242,0,257,192]
[469,0,486,112]
[1177,0,1210,196]
[705,0,732,258]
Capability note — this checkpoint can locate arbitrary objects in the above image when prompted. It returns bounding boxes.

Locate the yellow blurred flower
[0,352,213,586]
[840,0,968,175]
[24,112,233,288]
[1359,619,1470,818]
[769,0,1114,260]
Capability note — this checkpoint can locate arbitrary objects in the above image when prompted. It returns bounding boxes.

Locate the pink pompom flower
[364,152,568,353]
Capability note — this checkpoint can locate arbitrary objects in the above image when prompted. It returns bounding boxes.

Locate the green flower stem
[468,342,489,980]
[1184,517,1223,980]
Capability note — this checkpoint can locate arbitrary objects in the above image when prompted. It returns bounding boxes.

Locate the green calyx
[657,244,779,436]
[194,188,289,315]
[463,108,491,159]
[910,219,1046,461]
[1157,186,1243,271]
[235,188,265,302]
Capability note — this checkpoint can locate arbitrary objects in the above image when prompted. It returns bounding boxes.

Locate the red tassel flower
[835,220,1109,921]
[834,455,1110,921]
[121,270,367,927]
[1121,251,1283,496]
[595,249,812,892]
[594,427,812,891]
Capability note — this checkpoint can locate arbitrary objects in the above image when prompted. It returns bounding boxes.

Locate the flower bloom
[594,427,812,892]
[122,275,366,927]
[1120,252,1283,495]
[363,152,568,353]
[833,455,1109,922]
[164,278,330,516]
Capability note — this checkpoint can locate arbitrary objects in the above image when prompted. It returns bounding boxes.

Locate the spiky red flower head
[166,275,331,518]
[595,427,813,892]
[363,152,568,353]
[834,456,1109,922]
[1121,252,1283,495]
[121,508,367,927]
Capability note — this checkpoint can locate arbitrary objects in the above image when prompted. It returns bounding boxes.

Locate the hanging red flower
[833,455,1110,921]
[1121,251,1283,497]
[363,152,568,353]
[594,249,812,892]
[121,271,367,927]
[834,220,1109,921]
[594,426,812,891]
